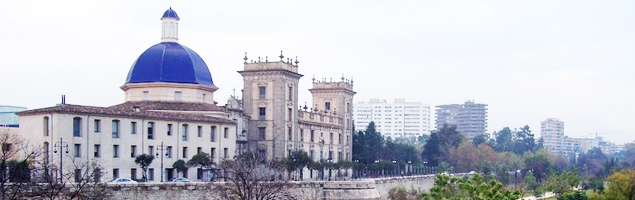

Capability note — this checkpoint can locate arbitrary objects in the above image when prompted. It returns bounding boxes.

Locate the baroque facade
[17,8,353,182]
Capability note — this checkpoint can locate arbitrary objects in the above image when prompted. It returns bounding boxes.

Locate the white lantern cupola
[161,7,180,43]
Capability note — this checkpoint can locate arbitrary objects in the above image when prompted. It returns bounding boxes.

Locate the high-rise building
[354,98,431,137]
[541,118,565,154]
[435,100,487,139]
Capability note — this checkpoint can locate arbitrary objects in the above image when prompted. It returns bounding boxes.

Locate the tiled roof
[18,101,233,124]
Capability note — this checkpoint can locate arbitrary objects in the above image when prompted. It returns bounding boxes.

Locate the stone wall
[106,175,438,200]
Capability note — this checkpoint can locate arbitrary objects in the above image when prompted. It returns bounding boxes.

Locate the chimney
[61,95,66,104]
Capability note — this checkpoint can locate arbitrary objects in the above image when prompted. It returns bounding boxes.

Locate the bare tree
[26,143,110,200]
[215,152,297,200]
[0,130,39,200]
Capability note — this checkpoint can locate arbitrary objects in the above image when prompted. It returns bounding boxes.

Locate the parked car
[109,178,138,184]
[171,177,191,183]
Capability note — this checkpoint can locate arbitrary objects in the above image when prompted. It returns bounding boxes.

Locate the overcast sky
[1,1,633,144]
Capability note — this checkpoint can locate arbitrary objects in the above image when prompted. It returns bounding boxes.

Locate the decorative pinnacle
[294,56,299,66]
[243,52,248,64]
[279,50,284,61]
[265,56,268,62]
[312,75,315,83]
[342,74,345,82]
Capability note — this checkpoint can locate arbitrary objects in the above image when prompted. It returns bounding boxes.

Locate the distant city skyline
[1,1,633,144]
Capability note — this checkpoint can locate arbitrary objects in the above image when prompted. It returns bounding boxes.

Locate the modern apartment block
[354,98,431,138]
[541,118,565,154]
[435,100,487,139]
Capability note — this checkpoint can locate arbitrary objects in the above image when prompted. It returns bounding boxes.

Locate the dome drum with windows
[122,8,217,104]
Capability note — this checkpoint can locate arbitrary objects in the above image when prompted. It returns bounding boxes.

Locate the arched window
[43,117,49,136]
[73,117,82,137]
[147,122,155,140]
[112,120,120,138]
[43,142,49,164]
[182,124,189,141]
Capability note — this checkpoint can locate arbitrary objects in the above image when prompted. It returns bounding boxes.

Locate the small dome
[125,42,215,87]
[162,7,180,20]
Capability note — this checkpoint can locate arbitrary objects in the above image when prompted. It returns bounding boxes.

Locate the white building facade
[354,98,430,138]
[17,8,354,182]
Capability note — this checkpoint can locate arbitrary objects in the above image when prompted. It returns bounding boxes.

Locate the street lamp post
[53,137,69,183]
[374,160,379,177]
[392,161,397,177]
[155,142,168,182]
[328,159,333,181]
[407,161,411,176]
[515,170,521,190]
[353,160,359,179]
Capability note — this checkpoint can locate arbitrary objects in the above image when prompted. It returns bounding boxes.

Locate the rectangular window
[224,128,229,139]
[94,119,101,132]
[258,107,266,120]
[310,130,315,142]
[143,91,149,101]
[74,144,81,157]
[131,145,137,158]
[75,169,82,183]
[300,129,304,142]
[330,133,333,144]
[224,148,228,159]
[73,117,82,137]
[113,168,119,179]
[197,126,202,137]
[148,168,154,181]
[112,120,120,138]
[210,126,216,142]
[288,108,292,121]
[310,150,314,160]
[113,145,119,158]
[94,144,100,158]
[258,149,266,160]
[167,146,172,158]
[148,122,154,139]
[43,117,50,136]
[339,133,342,144]
[259,86,266,99]
[288,127,292,141]
[131,168,137,180]
[197,147,202,154]
[258,127,265,140]
[131,122,137,134]
[211,148,216,161]
[183,147,188,158]
[325,102,331,110]
[148,146,153,156]
[288,86,293,101]
[197,168,203,180]
[183,168,188,179]
[167,124,172,136]
[94,168,102,182]
[175,91,182,101]
[182,124,189,141]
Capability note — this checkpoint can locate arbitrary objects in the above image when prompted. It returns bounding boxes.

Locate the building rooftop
[18,101,233,124]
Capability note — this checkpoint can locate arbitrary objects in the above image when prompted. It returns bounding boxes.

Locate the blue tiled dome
[125,42,215,87]
[162,7,180,20]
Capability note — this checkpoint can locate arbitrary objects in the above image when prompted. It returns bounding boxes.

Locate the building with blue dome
[17,7,355,183]
[121,7,218,104]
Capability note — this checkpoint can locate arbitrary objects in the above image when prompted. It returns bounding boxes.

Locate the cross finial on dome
[279,50,284,61]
